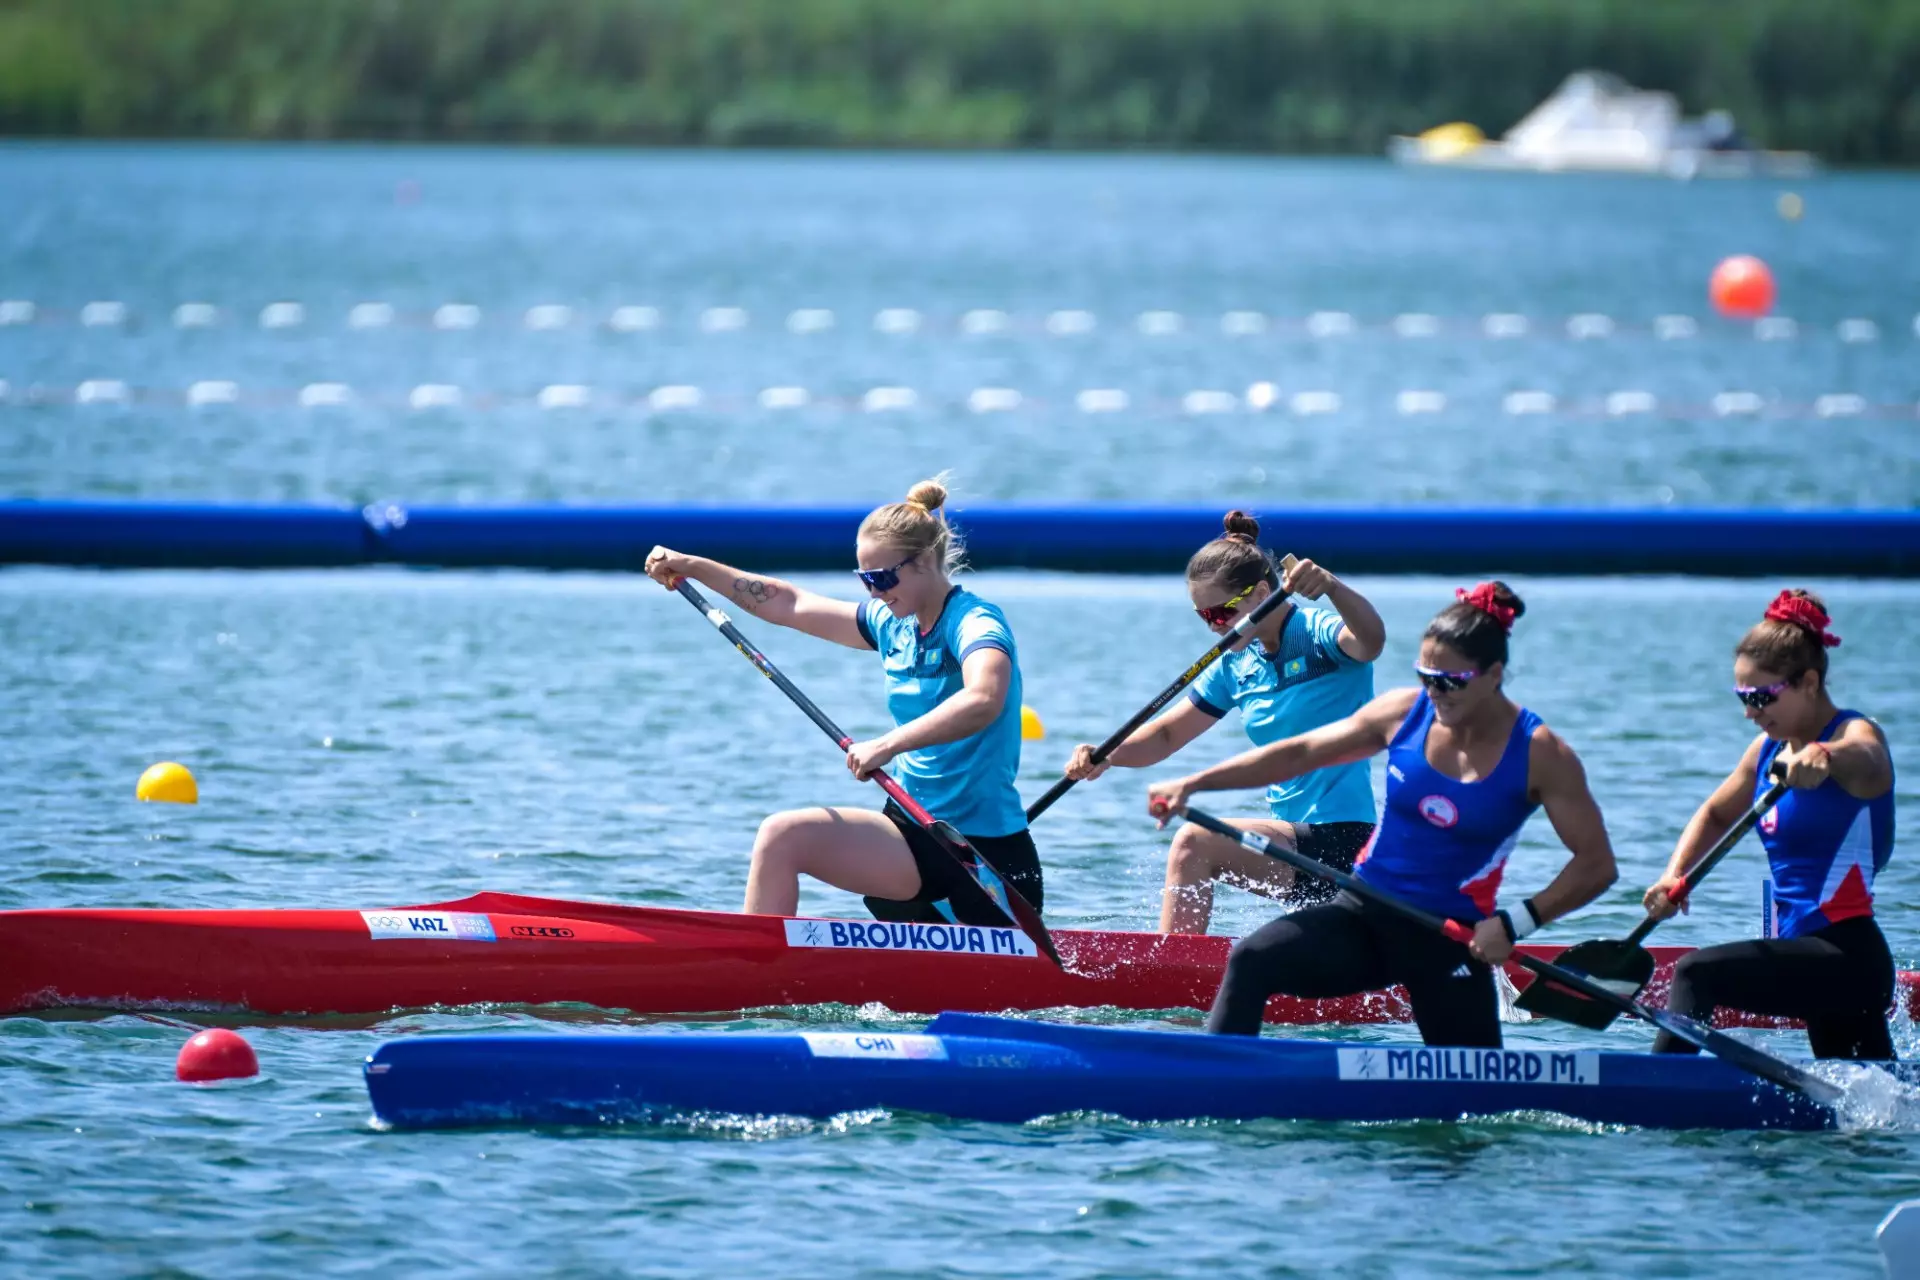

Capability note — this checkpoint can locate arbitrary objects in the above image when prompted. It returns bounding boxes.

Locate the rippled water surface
[5,146,1920,1277]
[5,569,1920,1277]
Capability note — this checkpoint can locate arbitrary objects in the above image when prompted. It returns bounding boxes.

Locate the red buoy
[1710,255,1776,319]
[176,1028,259,1082]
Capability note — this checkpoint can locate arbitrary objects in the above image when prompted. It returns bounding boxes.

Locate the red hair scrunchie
[1455,582,1516,634]
[1764,590,1842,648]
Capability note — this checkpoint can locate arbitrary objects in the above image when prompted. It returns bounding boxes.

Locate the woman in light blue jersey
[1063,511,1386,933]
[644,478,1038,926]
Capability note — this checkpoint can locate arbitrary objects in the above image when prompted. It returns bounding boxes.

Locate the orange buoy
[1710,255,1776,320]
[176,1028,259,1082]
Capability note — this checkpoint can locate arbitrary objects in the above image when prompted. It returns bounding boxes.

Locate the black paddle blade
[928,820,1064,970]
[1513,940,1656,1028]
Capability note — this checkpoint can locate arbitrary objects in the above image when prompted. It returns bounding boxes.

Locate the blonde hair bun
[906,479,948,513]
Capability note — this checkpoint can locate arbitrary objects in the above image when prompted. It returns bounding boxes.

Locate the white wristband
[1505,899,1540,941]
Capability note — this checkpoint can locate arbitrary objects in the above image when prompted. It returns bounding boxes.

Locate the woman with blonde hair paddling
[644,478,1040,925]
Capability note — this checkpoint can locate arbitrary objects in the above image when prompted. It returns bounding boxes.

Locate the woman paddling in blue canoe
[1146,583,1618,1047]
[643,477,1040,927]
[1643,590,1897,1060]
[1063,510,1386,934]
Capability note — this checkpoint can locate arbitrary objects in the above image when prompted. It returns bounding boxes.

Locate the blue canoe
[363,1013,1839,1132]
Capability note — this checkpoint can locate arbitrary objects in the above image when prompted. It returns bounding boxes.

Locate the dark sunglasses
[854,552,918,593]
[1733,680,1793,710]
[1195,582,1259,628]
[1415,664,1481,694]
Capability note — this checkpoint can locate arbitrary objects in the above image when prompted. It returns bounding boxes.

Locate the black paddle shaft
[1174,804,1844,1106]
[671,578,1064,969]
[1621,773,1790,948]
[1025,554,1299,823]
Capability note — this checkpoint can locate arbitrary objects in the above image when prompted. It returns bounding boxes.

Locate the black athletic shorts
[1275,821,1376,905]
[865,800,1045,927]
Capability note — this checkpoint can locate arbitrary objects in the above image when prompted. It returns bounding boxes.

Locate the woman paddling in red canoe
[1644,590,1897,1060]
[1147,583,1618,1047]
[1063,510,1386,934]
[644,478,1041,926]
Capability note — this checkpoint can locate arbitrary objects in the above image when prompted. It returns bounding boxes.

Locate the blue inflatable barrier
[1,500,1915,576]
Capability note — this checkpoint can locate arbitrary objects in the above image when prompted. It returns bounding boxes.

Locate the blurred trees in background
[2,0,1914,161]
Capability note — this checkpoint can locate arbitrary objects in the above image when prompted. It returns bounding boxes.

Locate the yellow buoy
[1777,191,1804,222]
[1019,705,1045,741]
[137,761,198,804]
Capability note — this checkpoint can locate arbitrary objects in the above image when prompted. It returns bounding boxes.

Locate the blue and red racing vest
[1757,711,1895,940]
[1355,692,1542,922]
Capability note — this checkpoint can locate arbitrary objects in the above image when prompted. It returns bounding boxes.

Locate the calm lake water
[3,145,1920,1277]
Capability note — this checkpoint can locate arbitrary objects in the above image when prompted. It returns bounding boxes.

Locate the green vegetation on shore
[2,0,1915,161]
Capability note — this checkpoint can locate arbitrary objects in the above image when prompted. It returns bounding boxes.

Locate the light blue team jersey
[857,586,1027,837]
[1187,603,1376,824]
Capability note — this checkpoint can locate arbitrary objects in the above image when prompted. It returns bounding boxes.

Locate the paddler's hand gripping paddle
[671,578,1064,969]
[1171,802,1842,1107]
[1025,554,1299,823]
[1513,762,1790,1028]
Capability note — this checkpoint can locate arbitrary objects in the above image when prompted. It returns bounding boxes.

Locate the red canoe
[3,891,1912,1027]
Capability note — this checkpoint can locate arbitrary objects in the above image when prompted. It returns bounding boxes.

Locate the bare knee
[752,809,818,872]
[1166,827,1217,883]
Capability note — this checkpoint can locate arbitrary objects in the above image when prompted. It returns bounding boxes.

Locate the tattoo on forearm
[732,576,778,612]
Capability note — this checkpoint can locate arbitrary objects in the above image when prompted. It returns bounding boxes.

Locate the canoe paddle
[1025,554,1300,823]
[1172,803,1844,1107]
[1514,765,1790,1029]
[672,578,1065,969]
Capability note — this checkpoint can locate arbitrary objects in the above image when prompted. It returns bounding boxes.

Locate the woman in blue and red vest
[1148,583,1619,1047]
[1644,590,1897,1060]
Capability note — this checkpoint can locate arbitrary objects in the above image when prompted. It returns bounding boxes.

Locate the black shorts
[1276,821,1375,906]
[866,801,1045,927]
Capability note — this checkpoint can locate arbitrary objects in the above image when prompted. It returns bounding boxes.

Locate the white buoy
[1137,310,1183,336]
[525,305,573,330]
[1712,391,1764,416]
[1075,389,1129,413]
[1181,390,1237,415]
[959,309,1008,336]
[173,303,219,328]
[1483,313,1529,338]
[1220,311,1267,336]
[187,381,240,406]
[1044,309,1095,335]
[299,383,353,407]
[649,385,704,411]
[259,302,305,329]
[874,308,921,334]
[862,387,917,412]
[1306,311,1355,338]
[967,388,1022,413]
[1654,315,1698,340]
[1392,313,1439,338]
[608,305,660,333]
[786,309,834,334]
[1503,391,1556,415]
[1566,313,1615,339]
[1396,390,1446,414]
[80,301,128,328]
[758,387,810,409]
[76,379,129,404]
[348,303,394,329]
[699,307,747,333]
[1606,391,1657,416]
[1291,391,1341,416]
[409,384,462,409]
[433,304,480,330]
[537,384,591,409]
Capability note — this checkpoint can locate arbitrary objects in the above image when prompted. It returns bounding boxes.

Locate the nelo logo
[1418,794,1460,828]
[510,925,576,939]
